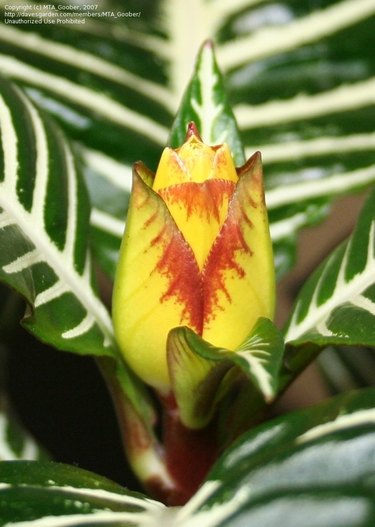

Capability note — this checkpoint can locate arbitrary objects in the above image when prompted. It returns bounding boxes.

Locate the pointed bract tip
[237,151,262,177]
[133,160,155,187]
[185,122,203,142]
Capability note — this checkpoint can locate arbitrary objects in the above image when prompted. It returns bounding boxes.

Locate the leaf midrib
[0,191,114,346]
[285,224,375,342]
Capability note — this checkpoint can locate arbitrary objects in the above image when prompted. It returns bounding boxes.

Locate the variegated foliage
[280,188,375,389]
[0,0,373,404]
[0,76,114,356]
[285,189,375,348]
[0,0,374,277]
[0,76,161,473]
[0,0,375,513]
[1,388,375,526]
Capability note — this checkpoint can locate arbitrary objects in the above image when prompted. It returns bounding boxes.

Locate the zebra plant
[0,0,375,525]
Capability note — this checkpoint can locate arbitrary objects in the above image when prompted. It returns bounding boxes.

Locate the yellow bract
[152,135,238,190]
[152,135,238,270]
[112,125,275,392]
[201,154,275,350]
[112,171,202,390]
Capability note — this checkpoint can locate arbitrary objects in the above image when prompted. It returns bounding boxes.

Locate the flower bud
[112,124,275,391]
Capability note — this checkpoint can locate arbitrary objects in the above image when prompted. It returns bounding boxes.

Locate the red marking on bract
[150,229,168,251]
[202,39,214,50]
[237,151,262,178]
[202,203,252,325]
[133,171,204,334]
[159,179,236,223]
[131,171,157,213]
[237,151,265,207]
[144,211,161,232]
[155,222,203,334]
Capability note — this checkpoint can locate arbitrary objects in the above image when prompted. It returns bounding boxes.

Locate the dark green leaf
[180,388,375,527]
[169,41,245,165]
[0,461,164,526]
[284,188,375,348]
[2,390,375,526]
[0,76,115,358]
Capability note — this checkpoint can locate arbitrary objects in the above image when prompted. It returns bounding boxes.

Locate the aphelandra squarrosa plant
[1,37,375,525]
[112,122,277,503]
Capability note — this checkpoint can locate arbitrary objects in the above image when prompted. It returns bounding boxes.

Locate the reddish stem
[158,393,219,505]
[98,359,220,506]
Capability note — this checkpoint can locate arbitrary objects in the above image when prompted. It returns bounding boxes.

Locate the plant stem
[97,358,221,505]
[96,358,176,501]
[159,393,218,505]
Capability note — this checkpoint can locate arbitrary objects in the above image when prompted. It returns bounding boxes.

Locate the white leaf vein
[0,24,173,111]
[0,87,114,345]
[0,54,168,145]
[218,0,375,70]
[286,222,375,342]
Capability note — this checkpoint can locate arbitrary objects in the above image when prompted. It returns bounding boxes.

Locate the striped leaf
[168,318,284,429]
[2,389,375,526]
[187,388,375,527]
[0,80,155,479]
[169,41,245,165]
[0,0,172,278]
[1,0,374,278]
[277,188,375,393]
[284,188,375,348]
[224,0,375,274]
[0,75,115,357]
[0,461,165,527]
